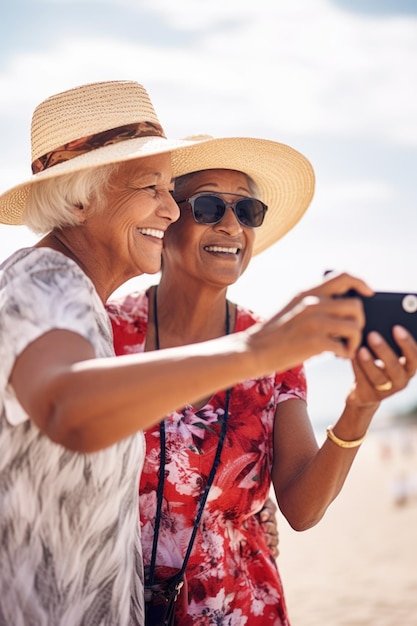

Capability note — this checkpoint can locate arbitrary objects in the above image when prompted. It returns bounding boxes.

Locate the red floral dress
[107,290,307,626]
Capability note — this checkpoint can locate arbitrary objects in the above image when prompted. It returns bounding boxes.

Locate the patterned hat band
[0,80,315,252]
[31,121,165,174]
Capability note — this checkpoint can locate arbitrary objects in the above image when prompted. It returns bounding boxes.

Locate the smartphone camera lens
[402,294,417,314]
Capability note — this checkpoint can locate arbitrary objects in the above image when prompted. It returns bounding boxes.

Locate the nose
[159,190,180,223]
[214,205,243,234]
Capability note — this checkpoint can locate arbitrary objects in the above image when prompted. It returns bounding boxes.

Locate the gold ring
[375,380,393,392]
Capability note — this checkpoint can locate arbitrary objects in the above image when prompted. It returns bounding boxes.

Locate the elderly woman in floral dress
[108,145,417,624]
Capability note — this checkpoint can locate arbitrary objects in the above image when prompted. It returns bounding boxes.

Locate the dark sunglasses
[176,193,268,228]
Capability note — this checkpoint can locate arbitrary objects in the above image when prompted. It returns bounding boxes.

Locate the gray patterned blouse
[0,247,145,625]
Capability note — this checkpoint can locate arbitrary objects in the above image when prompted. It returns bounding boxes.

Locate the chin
[130,251,161,275]
[141,261,162,275]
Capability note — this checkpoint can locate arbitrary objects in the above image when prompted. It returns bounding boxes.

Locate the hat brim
[0,135,315,256]
[171,137,315,256]
[0,135,200,226]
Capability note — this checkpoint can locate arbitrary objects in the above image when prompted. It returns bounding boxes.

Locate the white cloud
[315,179,395,212]
[1,0,417,148]
[134,0,417,143]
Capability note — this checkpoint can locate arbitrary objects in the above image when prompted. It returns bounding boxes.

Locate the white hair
[24,163,121,234]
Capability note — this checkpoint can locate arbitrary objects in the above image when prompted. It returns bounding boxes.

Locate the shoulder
[107,289,150,355]
[275,364,307,401]
[0,247,112,423]
[234,303,262,331]
[106,289,149,322]
[2,246,79,271]
[1,247,93,297]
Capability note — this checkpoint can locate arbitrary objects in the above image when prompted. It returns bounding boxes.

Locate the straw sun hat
[0,80,315,255]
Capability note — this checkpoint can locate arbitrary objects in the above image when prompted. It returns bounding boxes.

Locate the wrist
[326,425,367,449]
[346,386,381,413]
[329,402,377,446]
[345,396,380,420]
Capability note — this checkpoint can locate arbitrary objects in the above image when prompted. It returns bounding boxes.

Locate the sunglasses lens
[190,194,267,227]
[193,195,225,224]
[235,199,266,227]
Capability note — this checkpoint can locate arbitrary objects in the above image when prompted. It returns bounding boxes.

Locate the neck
[38,229,120,303]
[148,281,234,351]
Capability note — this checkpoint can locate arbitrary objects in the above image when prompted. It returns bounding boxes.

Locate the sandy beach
[275,424,417,626]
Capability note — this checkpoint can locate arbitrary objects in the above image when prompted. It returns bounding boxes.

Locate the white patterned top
[0,247,145,626]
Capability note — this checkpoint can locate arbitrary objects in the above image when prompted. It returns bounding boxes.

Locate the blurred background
[1,0,417,435]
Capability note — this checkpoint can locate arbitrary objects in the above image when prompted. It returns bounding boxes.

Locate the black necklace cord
[148,286,231,584]
[152,286,231,349]
[179,387,230,577]
[148,286,165,584]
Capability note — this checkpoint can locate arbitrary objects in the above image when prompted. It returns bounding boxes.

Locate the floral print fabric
[108,289,307,626]
[0,248,145,626]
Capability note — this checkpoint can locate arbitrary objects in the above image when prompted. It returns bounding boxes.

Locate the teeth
[138,228,164,239]
[205,246,239,254]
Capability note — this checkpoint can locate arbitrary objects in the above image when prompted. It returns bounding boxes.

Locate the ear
[71,203,86,224]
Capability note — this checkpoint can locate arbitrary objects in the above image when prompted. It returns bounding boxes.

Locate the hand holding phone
[341,290,417,356]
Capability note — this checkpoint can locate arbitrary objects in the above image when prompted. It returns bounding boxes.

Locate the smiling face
[84,153,179,280]
[161,169,257,289]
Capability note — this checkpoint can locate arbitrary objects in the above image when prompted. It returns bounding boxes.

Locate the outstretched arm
[10,273,375,453]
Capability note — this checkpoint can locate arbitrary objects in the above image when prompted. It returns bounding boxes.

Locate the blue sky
[1,0,417,427]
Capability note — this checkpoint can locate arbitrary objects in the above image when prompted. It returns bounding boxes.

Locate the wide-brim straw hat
[171,135,315,255]
[0,80,315,255]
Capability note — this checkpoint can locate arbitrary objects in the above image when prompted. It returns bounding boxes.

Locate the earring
[75,203,86,224]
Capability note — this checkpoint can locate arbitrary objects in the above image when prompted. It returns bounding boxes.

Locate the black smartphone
[342,290,417,356]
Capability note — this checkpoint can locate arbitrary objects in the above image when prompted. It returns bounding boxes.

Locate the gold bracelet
[326,426,367,449]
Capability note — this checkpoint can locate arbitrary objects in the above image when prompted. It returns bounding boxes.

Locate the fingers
[250,273,373,372]
[263,529,279,558]
[295,294,366,357]
[262,521,279,541]
[353,327,417,401]
[295,273,372,356]
[258,498,279,557]
[392,326,417,377]
[258,497,277,520]
[296,273,373,357]
[261,522,279,558]
[367,328,417,383]
[318,271,374,299]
